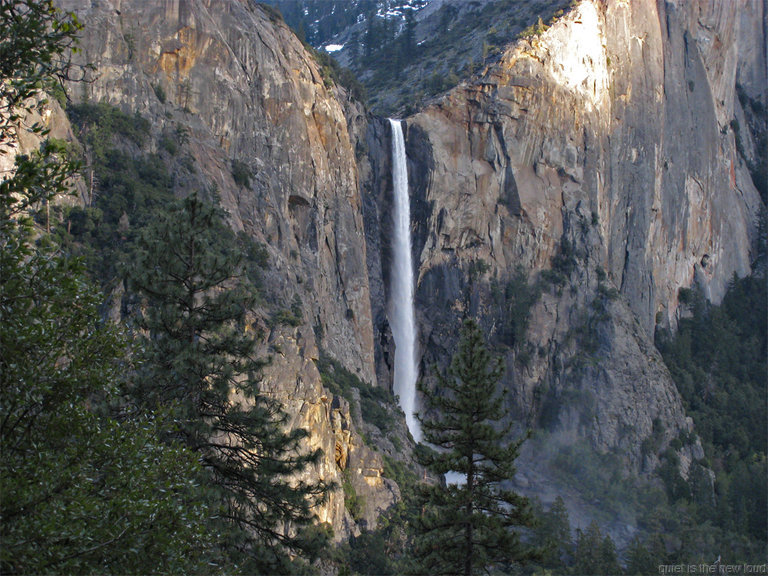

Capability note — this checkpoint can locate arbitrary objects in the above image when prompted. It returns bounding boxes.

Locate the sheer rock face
[52,0,766,540]
[60,0,376,386]
[391,0,764,470]
[56,0,389,538]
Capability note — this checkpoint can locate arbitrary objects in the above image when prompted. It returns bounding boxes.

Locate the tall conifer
[412,318,536,576]
[0,4,214,572]
[128,193,330,573]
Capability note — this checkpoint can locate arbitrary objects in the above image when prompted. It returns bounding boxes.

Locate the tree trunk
[464,455,474,576]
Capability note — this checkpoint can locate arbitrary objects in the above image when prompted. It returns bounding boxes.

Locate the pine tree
[1,4,214,572]
[401,9,416,56]
[127,193,330,572]
[411,318,536,576]
[533,495,572,570]
[0,222,215,573]
[573,520,622,575]
[626,536,656,576]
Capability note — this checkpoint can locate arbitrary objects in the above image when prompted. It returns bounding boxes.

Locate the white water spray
[389,118,422,443]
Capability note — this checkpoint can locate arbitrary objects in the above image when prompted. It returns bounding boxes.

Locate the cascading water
[388,118,422,443]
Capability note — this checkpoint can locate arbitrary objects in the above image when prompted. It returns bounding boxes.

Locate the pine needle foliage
[127,193,331,573]
[0,0,83,149]
[412,318,536,576]
[0,4,214,572]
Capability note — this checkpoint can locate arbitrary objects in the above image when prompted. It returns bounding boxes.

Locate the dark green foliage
[657,278,766,464]
[518,16,549,39]
[529,432,765,569]
[71,150,173,283]
[0,139,79,233]
[257,2,285,24]
[735,84,767,205]
[522,431,764,573]
[271,293,304,327]
[354,0,568,112]
[0,5,213,571]
[654,267,767,554]
[0,218,211,573]
[309,47,367,102]
[340,457,421,575]
[467,257,491,280]
[425,70,460,97]
[152,82,167,103]
[491,266,541,349]
[59,102,177,286]
[657,449,692,502]
[231,158,252,187]
[640,417,666,457]
[127,193,331,572]
[625,536,658,576]
[68,102,151,154]
[342,470,365,522]
[266,0,379,48]
[548,439,645,520]
[572,521,622,576]
[345,530,396,575]
[267,0,571,114]
[159,131,178,155]
[382,453,418,491]
[529,496,572,571]
[0,0,82,149]
[271,306,303,327]
[541,237,578,288]
[236,230,270,292]
[413,319,536,575]
[571,287,614,361]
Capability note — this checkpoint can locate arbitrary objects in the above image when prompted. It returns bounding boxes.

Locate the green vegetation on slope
[317,353,398,437]
[355,0,571,114]
[127,193,331,572]
[1,3,214,573]
[655,267,767,550]
[1,3,334,572]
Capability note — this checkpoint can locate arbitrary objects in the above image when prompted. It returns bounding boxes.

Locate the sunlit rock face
[56,0,392,538]
[257,326,398,538]
[59,0,376,387]
[401,0,763,473]
[543,0,610,112]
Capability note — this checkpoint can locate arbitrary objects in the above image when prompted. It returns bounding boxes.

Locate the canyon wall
[49,0,766,541]
[57,0,400,539]
[372,0,764,475]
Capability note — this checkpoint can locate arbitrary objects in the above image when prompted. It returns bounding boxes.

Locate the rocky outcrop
[50,0,765,546]
[391,0,763,472]
[257,325,397,537]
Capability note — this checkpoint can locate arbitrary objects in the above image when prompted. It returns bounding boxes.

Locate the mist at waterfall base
[388,119,422,443]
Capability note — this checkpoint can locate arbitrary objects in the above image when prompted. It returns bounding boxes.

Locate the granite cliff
[361,0,765,535]
[54,0,403,539]
[46,0,766,543]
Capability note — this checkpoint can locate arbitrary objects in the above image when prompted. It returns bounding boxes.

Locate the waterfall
[388,118,422,443]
